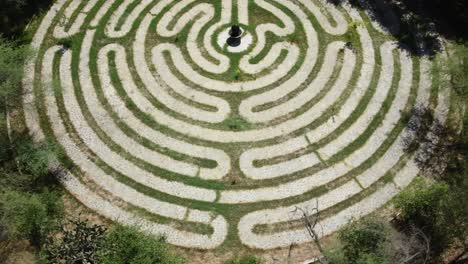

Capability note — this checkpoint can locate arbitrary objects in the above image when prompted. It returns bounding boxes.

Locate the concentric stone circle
[23,0,451,250]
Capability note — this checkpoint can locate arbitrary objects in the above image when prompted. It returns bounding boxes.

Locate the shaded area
[0,0,53,39]
[329,0,468,56]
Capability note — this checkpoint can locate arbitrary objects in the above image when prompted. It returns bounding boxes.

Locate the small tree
[295,205,326,257]
[293,201,328,264]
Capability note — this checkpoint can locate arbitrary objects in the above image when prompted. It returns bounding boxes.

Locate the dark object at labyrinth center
[230,25,242,38]
[227,24,242,47]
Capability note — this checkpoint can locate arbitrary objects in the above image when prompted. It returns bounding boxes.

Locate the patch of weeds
[225,116,252,131]
[233,68,242,81]
[284,33,300,44]
[56,35,81,50]
[344,21,364,50]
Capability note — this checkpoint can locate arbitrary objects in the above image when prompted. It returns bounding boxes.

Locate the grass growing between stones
[19,0,457,253]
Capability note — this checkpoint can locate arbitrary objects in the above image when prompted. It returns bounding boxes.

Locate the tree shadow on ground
[328,0,468,57]
[1,0,54,40]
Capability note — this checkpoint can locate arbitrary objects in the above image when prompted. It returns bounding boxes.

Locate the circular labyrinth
[24,0,451,249]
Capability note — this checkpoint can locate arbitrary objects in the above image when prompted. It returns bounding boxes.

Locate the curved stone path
[23,0,450,250]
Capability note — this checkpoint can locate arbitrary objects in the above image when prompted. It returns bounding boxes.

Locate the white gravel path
[61,173,228,248]
[238,181,400,249]
[219,46,418,204]
[53,0,99,38]
[42,48,227,249]
[22,0,452,250]
[98,44,231,180]
[61,41,217,202]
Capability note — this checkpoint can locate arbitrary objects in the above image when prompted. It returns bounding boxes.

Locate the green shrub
[324,248,347,264]
[393,178,448,224]
[0,138,60,192]
[16,139,56,180]
[338,218,390,263]
[326,251,391,264]
[97,225,184,264]
[394,177,467,256]
[0,190,63,246]
[0,38,31,108]
[344,21,363,49]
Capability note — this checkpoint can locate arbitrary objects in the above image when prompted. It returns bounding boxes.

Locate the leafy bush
[339,218,389,263]
[16,139,56,179]
[393,177,467,257]
[325,218,391,264]
[344,21,363,49]
[96,225,184,264]
[0,190,63,246]
[394,178,448,224]
[324,248,347,264]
